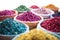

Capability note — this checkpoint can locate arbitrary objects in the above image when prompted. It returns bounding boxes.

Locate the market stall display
[0,3,60,40]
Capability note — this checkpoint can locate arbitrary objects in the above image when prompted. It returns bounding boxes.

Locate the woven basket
[0,10,18,21]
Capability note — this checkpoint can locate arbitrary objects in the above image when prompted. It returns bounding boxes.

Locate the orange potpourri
[43,4,59,13]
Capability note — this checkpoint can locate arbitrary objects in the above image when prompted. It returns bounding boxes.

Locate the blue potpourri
[0,18,27,35]
[52,12,60,17]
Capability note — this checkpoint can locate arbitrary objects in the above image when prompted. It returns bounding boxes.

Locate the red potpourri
[0,10,15,16]
[16,11,41,21]
[41,17,60,32]
[30,5,39,9]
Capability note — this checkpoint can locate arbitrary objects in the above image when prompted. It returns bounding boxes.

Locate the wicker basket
[0,10,18,21]
[0,22,29,40]
[14,14,43,29]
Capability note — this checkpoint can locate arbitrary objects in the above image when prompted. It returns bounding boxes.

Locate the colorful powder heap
[0,10,15,16]
[0,18,27,35]
[41,17,60,32]
[33,8,51,14]
[16,29,59,40]
[44,4,58,12]
[16,11,41,21]
[30,5,39,9]
[15,5,30,12]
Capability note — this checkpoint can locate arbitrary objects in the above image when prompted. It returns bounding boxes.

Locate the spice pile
[0,18,27,35]
[0,10,15,16]
[44,4,58,12]
[16,11,41,21]
[33,8,52,14]
[41,17,60,32]
[15,5,30,12]
[52,12,60,17]
[16,29,59,40]
[30,5,39,9]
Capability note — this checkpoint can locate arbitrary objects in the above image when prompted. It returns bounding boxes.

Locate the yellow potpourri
[16,29,59,40]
